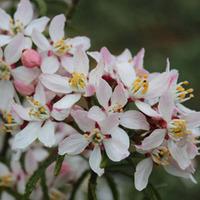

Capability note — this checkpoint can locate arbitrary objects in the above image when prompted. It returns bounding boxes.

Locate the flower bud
[21,49,41,68]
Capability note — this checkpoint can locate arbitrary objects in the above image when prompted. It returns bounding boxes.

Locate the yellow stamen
[0,61,11,80]
[0,175,13,187]
[53,39,72,55]
[152,146,170,166]
[69,72,86,90]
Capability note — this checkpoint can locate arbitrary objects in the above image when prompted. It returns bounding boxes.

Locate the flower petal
[12,103,31,121]
[120,110,150,130]
[134,158,153,191]
[89,146,104,176]
[58,133,89,155]
[88,106,106,122]
[12,122,40,150]
[34,82,46,105]
[0,8,11,31]
[41,56,60,74]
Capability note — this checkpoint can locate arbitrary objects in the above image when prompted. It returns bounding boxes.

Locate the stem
[105,174,119,200]
[23,152,57,200]
[0,133,10,158]
[34,0,47,16]
[0,187,23,199]
[88,171,97,200]
[66,0,81,22]
[41,172,50,200]
[69,170,90,200]
[54,155,65,176]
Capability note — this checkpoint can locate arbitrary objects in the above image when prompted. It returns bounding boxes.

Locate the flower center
[0,112,17,133]
[69,72,86,91]
[0,61,11,80]
[108,104,123,113]
[53,39,72,55]
[176,81,194,103]
[152,146,170,165]
[84,128,104,144]
[27,97,49,120]
[10,19,24,35]
[168,119,191,140]
[0,175,13,187]
[131,74,149,97]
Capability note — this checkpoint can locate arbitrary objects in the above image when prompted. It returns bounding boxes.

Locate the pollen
[152,146,170,166]
[176,81,194,103]
[132,74,149,96]
[0,61,11,80]
[0,175,13,187]
[53,39,72,55]
[84,128,105,144]
[69,72,86,90]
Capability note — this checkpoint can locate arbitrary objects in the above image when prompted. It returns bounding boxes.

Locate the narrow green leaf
[54,155,65,176]
[105,174,119,200]
[143,183,162,200]
[0,186,23,199]
[33,0,47,16]
[41,172,50,200]
[88,171,97,200]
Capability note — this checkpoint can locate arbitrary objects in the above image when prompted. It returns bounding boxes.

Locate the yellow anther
[53,39,72,55]
[0,175,13,187]
[50,189,65,200]
[152,146,170,166]
[10,19,24,35]
[69,72,86,90]
[0,61,11,80]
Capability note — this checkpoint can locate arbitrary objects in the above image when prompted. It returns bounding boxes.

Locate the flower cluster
[0,0,200,198]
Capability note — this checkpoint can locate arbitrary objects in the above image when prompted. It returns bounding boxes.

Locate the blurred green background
[3,0,200,199]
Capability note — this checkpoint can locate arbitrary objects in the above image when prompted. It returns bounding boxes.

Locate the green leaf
[143,183,162,200]
[41,172,50,200]
[23,152,57,200]
[88,171,97,200]
[54,155,65,176]
[105,174,119,200]
[33,0,47,16]
[0,187,23,199]
[69,170,90,200]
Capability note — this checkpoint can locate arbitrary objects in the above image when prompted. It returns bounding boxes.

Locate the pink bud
[21,49,41,68]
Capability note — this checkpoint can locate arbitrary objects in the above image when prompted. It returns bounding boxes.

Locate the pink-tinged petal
[100,47,113,65]
[134,158,153,191]
[158,91,174,123]
[51,108,70,121]
[117,48,132,62]
[4,33,25,64]
[40,74,72,94]
[96,78,112,108]
[84,84,96,97]
[24,150,38,174]
[12,66,40,84]
[88,106,106,122]
[14,0,33,26]
[71,109,95,132]
[0,8,11,31]
[89,146,104,176]
[1,192,15,200]
[12,122,41,150]
[34,83,46,105]
[60,55,74,73]
[87,51,100,62]
[186,142,198,159]
[32,148,48,162]
[14,80,34,96]
[168,140,191,170]
[99,114,119,133]
[0,47,3,59]
[12,103,31,121]
[0,35,12,47]
[120,110,150,130]
[104,127,130,161]
[24,16,50,36]
[74,47,89,75]
[116,62,136,88]
[0,81,14,111]
[133,48,145,70]
[68,36,91,52]
[0,163,10,176]
[32,29,51,51]
[41,56,60,74]
[38,120,55,147]
[53,94,81,109]
[49,14,66,42]
[58,133,89,155]
[137,129,166,150]
[183,112,200,128]
[135,100,160,118]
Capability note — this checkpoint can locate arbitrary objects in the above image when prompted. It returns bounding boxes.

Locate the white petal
[168,140,191,170]
[158,91,174,123]
[71,109,95,132]
[111,84,127,107]
[24,150,38,174]
[58,133,89,155]
[0,163,10,176]
[14,0,33,26]
[89,146,104,176]
[138,129,166,150]
[73,47,89,75]
[135,100,160,118]
[183,112,200,128]
[49,14,66,42]
[120,110,150,130]
[68,36,91,52]
[51,108,70,121]
[4,34,25,64]
[32,29,51,51]
[24,16,50,36]
[38,120,55,147]
[0,81,14,111]
[116,62,136,88]
[134,158,153,191]
[104,127,130,161]
[12,103,31,121]
[12,122,40,150]
[41,56,60,74]
[96,79,112,108]
[53,94,81,109]
[99,114,119,133]
[40,74,72,94]
[88,106,106,122]
[0,47,2,59]
[0,35,12,47]
[0,8,11,31]
[34,82,46,105]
